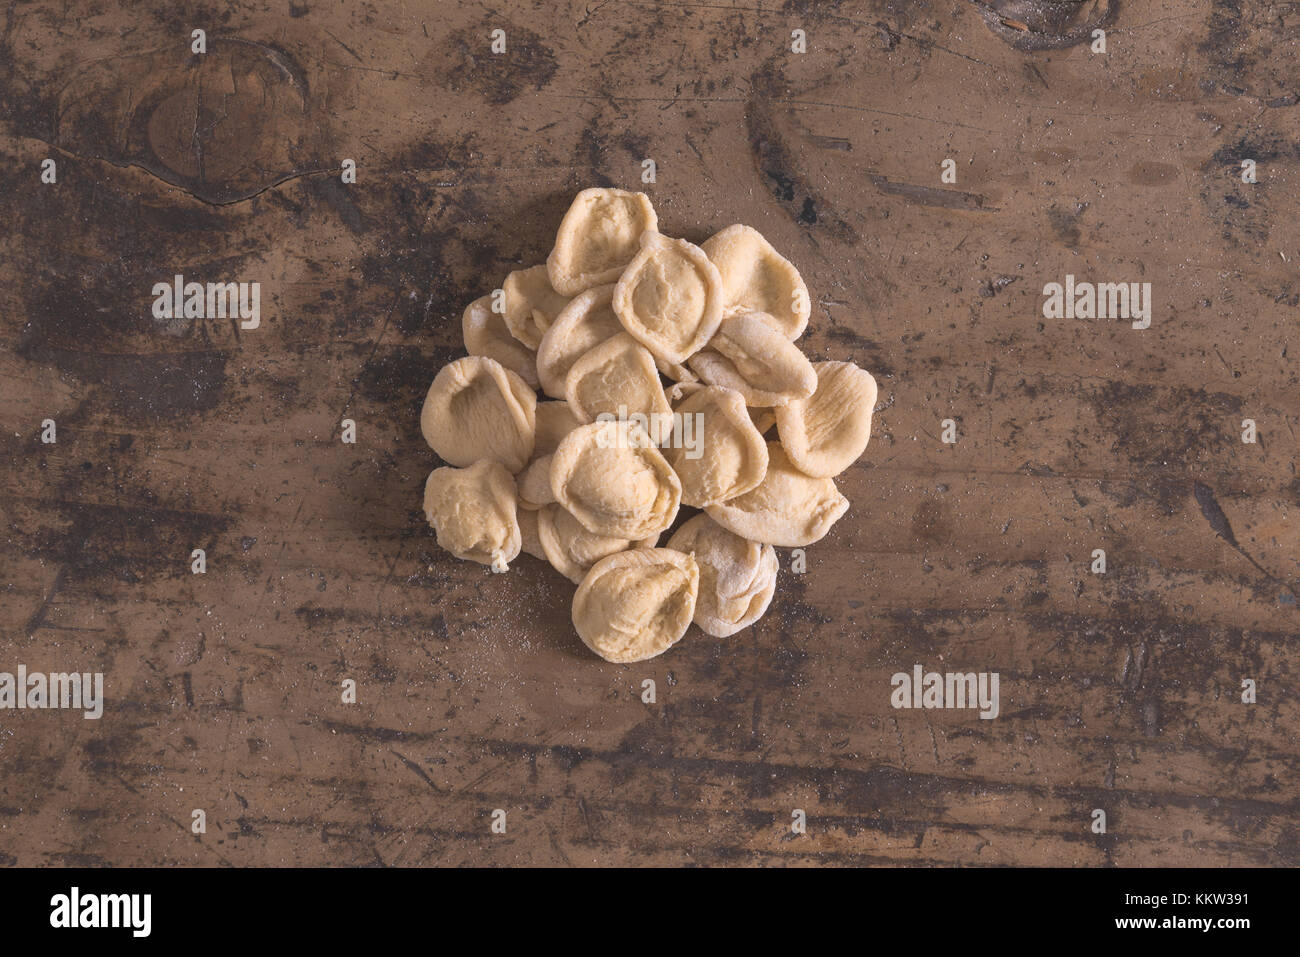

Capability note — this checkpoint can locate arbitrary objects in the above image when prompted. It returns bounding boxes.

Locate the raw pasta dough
[572,548,700,663]
[418,191,881,662]
[667,514,778,638]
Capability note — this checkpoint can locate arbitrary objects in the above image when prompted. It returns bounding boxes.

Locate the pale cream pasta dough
[547,188,658,295]
[613,232,724,366]
[422,460,521,569]
[775,360,879,478]
[667,514,778,638]
[538,502,643,584]
[461,295,540,389]
[688,310,816,407]
[701,224,811,339]
[749,405,777,436]
[536,284,623,399]
[418,190,880,661]
[665,385,768,508]
[705,442,849,547]
[420,356,536,473]
[517,506,547,562]
[550,420,681,540]
[502,264,572,349]
[532,400,583,457]
[515,454,556,510]
[564,332,674,445]
[572,548,700,663]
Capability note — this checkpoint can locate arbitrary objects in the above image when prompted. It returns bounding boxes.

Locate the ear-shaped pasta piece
[422,460,521,569]
[776,360,879,478]
[667,514,778,637]
[547,188,658,295]
[565,332,674,445]
[687,311,816,406]
[612,232,724,366]
[517,507,548,561]
[572,548,699,662]
[705,442,848,546]
[537,503,635,584]
[665,386,768,507]
[462,295,540,389]
[701,224,810,339]
[420,356,537,473]
[502,265,571,349]
[533,401,584,457]
[536,284,623,398]
[551,420,681,539]
[516,454,556,510]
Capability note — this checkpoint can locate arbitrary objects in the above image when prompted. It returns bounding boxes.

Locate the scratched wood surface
[0,0,1297,867]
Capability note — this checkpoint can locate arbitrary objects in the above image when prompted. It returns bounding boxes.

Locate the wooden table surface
[1,0,1296,867]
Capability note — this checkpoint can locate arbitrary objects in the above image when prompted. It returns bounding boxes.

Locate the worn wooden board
[0,0,1296,867]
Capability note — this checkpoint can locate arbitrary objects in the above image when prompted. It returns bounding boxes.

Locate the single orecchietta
[418,188,880,662]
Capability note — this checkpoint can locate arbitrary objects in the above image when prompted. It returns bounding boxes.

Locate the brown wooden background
[1,0,1296,867]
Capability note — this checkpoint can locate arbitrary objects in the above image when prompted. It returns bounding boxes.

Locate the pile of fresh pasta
[420,188,878,663]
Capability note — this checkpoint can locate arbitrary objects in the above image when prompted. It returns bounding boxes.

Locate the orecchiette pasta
[775,360,879,478]
[517,506,547,561]
[705,442,849,547]
[550,420,681,539]
[533,400,583,457]
[667,514,778,638]
[535,284,623,399]
[564,332,674,445]
[572,548,700,663]
[516,403,580,511]
[462,295,540,389]
[418,191,881,662]
[688,311,816,407]
[502,264,571,349]
[701,224,810,339]
[656,356,698,384]
[420,356,536,473]
[537,502,639,584]
[515,454,556,510]
[612,231,724,366]
[547,188,658,295]
[665,386,768,508]
[667,380,706,405]
[422,460,521,569]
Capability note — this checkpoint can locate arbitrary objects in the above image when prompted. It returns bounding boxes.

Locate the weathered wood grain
[0,0,1296,867]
